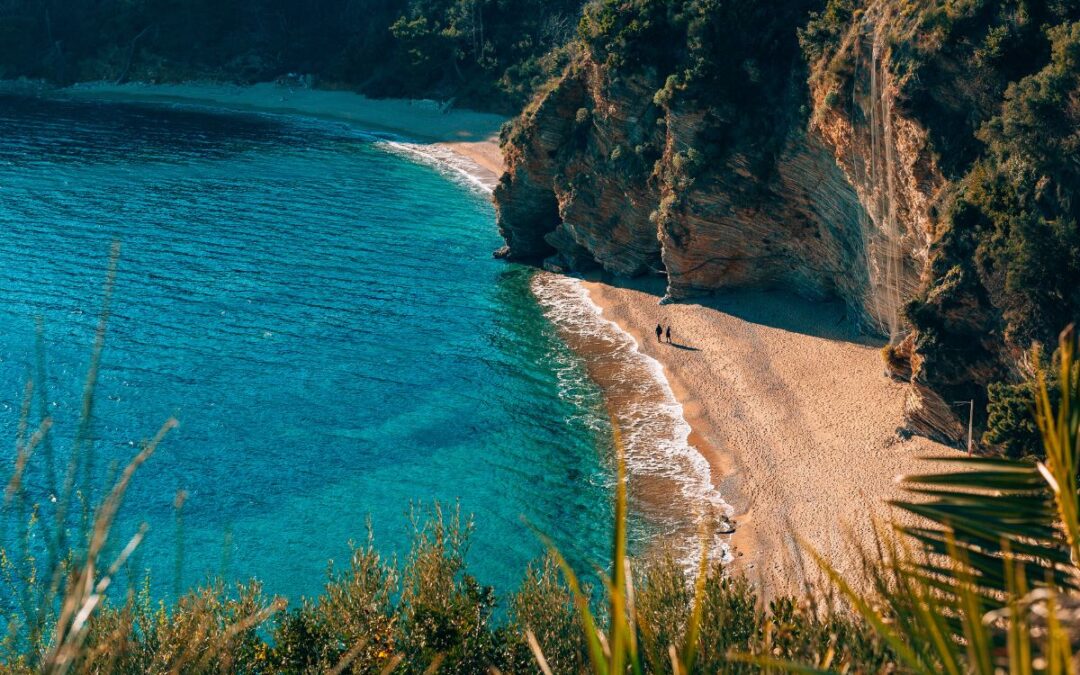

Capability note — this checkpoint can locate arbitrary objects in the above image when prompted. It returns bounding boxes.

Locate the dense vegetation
[0,0,582,112]
[576,0,818,181]
[1,524,897,673]
[7,327,1080,672]
[798,0,1080,457]
[913,8,1080,456]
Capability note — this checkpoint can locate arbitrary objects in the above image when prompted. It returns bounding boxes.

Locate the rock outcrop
[494,26,960,442]
[495,56,879,325]
[494,0,1073,446]
[496,60,664,276]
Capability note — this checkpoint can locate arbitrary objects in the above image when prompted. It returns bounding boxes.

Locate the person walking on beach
[655,323,663,342]
[666,325,672,343]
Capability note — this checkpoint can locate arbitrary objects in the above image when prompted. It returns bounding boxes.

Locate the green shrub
[984,379,1043,458]
[505,557,586,673]
[267,535,397,672]
[652,74,679,107]
[798,0,859,64]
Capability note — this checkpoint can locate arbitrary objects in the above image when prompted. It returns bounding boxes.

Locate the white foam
[68,94,498,197]
[378,140,497,196]
[531,272,733,571]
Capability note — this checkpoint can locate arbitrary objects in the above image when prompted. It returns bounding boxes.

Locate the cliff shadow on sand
[581,270,885,349]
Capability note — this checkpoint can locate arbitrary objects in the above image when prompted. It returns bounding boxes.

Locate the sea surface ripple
[0,95,618,601]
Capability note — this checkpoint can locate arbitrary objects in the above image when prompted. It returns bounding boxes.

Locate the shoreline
[530,272,734,569]
[584,279,742,502]
[3,80,507,185]
[47,80,737,571]
[43,82,734,571]
[579,275,958,597]
[7,79,957,595]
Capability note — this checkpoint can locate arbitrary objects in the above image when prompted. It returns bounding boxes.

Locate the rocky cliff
[806,3,961,441]
[495,4,880,327]
[494,0,1080,450]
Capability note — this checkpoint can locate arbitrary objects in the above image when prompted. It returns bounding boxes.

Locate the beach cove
[11,80,960,598]
[581,277,957,595]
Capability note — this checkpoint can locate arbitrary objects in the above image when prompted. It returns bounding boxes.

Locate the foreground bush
[2,256,1080,672]
[1,507,895,673]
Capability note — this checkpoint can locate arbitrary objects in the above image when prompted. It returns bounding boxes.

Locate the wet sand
[531,273,733,570]
[581,275,958,598]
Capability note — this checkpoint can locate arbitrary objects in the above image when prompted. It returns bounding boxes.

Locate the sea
[0,93,725,608]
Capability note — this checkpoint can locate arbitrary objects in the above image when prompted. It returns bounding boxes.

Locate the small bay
[0,95,615,601]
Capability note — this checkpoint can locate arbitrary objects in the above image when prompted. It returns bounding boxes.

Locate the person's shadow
[668,341,700,351]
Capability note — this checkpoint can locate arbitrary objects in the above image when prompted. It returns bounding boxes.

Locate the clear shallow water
[0,95,618,602]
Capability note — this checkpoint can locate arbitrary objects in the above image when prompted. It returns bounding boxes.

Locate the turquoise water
[0,95,616,602]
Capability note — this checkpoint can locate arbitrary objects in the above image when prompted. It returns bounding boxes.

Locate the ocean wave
[531,272,733,570]
[59,94,498,197]
[377,141,496,195]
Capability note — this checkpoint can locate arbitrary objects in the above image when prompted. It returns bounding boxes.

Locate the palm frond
[891,326,1080,601]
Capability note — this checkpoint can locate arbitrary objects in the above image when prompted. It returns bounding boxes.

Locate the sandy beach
[20,79,959,595]
[581,275,958,597]
[51,81,507,181]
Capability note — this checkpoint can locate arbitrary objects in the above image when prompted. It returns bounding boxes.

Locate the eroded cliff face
[494,5,975,443]
[807,5,966,442]
[495,59,664,276]
[657,107,871,317]
[495,57,878,320]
